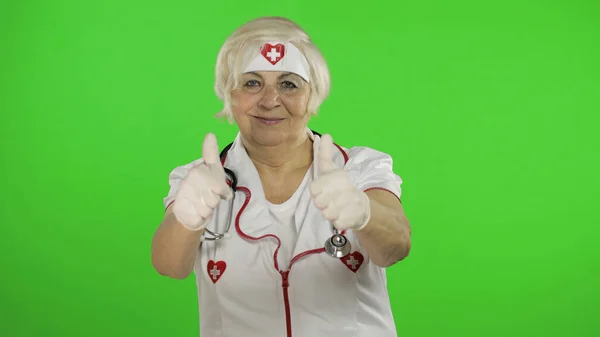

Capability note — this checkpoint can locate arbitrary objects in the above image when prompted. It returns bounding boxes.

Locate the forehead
[242,71,303,80]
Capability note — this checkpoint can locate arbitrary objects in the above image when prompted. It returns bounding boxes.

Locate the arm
[152,133,231,279]
[311,136,411,267]
[151,205,204,279]
[354,189,411,268]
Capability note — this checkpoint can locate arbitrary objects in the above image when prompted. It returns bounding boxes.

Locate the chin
[250,131,288,147]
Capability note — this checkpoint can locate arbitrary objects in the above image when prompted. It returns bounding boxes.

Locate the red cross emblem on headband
[261,43,285,65]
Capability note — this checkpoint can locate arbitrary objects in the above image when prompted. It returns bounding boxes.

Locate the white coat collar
[222,127,347,182]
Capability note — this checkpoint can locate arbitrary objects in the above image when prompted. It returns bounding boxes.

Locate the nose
[258,85,281,110]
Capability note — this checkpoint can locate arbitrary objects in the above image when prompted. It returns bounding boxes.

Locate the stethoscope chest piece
[324,231,352,258]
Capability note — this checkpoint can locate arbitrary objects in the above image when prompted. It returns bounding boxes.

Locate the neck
[242,134,313,175]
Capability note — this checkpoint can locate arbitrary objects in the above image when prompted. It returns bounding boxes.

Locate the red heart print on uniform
[207,260,227,284]
[261,43,285,65]
[340,251,364,273]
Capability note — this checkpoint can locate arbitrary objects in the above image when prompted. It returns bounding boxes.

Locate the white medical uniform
[163,129,403,337]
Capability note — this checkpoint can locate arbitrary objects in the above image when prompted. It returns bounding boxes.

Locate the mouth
[253,116,285,125]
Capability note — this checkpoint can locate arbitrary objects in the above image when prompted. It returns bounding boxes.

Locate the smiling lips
[254,116,285,125]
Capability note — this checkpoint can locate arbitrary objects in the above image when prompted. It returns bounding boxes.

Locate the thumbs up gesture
[309,134,371,231]
[172,133,233,231]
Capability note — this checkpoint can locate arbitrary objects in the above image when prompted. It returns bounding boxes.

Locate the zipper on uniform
[280,270,292,337]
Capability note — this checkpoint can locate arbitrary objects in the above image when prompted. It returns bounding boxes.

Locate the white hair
[213,16,331,124]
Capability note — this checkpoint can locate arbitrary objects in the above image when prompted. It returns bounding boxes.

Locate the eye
[244,79,260,87]
[280,80,298,90]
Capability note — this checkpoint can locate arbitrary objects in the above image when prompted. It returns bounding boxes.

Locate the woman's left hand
[309,134,371,231]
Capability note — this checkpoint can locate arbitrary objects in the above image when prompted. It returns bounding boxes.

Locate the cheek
[231,92,256,116]
[284,93,310,117]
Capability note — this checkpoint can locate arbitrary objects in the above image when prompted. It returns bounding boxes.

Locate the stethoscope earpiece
[324,230,352,258]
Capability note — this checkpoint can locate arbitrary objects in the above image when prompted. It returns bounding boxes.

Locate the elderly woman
[151,16,411,337]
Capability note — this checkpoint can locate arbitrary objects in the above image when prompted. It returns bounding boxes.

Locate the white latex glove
[309,134,371,231]
[172,133,233,231]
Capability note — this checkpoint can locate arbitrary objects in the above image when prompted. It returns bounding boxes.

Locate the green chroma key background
[1,0,598,336]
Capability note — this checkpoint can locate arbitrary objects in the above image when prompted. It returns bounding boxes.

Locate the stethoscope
[202,130,352,258]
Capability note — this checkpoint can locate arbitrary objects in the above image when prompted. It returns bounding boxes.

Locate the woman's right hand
[172,133,233,231]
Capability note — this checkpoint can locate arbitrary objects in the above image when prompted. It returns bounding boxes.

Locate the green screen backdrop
[1,0,599,336]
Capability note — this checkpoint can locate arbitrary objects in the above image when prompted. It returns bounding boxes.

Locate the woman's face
[231,71,311,148]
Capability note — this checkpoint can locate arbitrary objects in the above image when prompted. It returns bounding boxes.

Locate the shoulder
[342,146,395,166]
[167,158,205,181]
[163,158,204,209]
[335,145,397,175]
[337,145,403,199]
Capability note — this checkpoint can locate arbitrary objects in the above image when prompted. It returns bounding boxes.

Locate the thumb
[202,133,232,200]
[202,133,221,167]
[318,134,336,174]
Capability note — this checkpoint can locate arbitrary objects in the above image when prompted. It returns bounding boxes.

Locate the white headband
[243,41,311,82]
